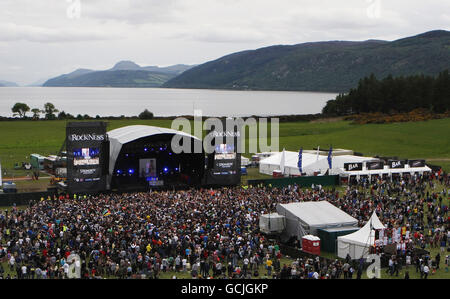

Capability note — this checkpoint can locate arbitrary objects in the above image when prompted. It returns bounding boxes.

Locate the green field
[1,118,449,173]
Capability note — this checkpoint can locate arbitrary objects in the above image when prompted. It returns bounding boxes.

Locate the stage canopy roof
[107,125,200,178]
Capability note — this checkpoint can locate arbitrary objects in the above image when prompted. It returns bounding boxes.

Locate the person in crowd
[0,172,447,279]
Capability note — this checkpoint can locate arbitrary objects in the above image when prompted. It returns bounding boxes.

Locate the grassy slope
[277,118,450,160]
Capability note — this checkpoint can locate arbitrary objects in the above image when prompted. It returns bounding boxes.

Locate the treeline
[6,102,155,120]
[322,70,450,115]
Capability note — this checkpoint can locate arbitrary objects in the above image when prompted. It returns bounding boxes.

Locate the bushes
[346,109,450,124]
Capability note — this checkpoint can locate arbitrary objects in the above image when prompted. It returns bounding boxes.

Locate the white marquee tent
[337,212,385,259]
[339,164,432,178]
[258,150,432,178]
[259,150,371,176]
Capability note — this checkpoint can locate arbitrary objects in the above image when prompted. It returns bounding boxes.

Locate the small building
[30,154,46,170]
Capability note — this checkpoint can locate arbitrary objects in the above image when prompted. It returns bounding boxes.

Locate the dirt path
[2,176,51,181]
[425,158,450,161]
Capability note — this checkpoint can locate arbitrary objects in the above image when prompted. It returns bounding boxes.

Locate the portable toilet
[241,167,247,175]
[302,235,321,256]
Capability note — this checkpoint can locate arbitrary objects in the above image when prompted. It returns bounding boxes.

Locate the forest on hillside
[322,70,450,116]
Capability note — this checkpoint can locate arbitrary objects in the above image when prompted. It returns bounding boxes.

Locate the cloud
[1,0,450,84]
[173,27,269,44]
[0,22,123,43]
[82,0,185,25]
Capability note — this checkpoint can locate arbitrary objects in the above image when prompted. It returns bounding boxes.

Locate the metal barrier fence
[0,191,56,207]
[248,175,340,188]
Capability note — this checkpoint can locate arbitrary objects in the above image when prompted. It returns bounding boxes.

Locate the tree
[43,102,59,120]
[139,109,154,119]
[31,108,42,120]
[57,111,67,119]
[11,102,30,118]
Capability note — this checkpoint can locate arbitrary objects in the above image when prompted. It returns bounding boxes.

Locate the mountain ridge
[163,30,450,92]
[43,61,195,87]
[0,80,18,87]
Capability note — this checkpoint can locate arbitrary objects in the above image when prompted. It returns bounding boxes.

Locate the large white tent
[259,150,371,176]
[338,164,432,178]
[258,150,432,178]
[276,201,358,240]
[337,212,385,259]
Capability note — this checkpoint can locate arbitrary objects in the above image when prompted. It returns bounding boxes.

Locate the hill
[0,80,18,87]
[43,69,173,87]
[163,30,450,92]
[43,61,195,87]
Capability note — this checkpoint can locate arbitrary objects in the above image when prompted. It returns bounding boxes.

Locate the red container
[302,235,321,256]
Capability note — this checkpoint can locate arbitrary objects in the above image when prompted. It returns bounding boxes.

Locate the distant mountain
[27,78,51,87]
[142,64,196,75]
[43,61,195,87]
[163,30,450,92]
[43,68,94,86]
[44,70,172,87]
[110,61,142,71]
[0,80,18,87]
[110,60,195,75]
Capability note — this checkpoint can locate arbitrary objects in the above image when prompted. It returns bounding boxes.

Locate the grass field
[0,118,449,187]
[1,118,449,169]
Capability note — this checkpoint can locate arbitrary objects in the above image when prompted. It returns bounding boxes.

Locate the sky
[0,0,449,85]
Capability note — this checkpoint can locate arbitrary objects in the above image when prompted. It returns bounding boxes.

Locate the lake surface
[0,87,336,117]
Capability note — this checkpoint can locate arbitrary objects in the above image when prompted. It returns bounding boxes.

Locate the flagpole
[328,145,333,175]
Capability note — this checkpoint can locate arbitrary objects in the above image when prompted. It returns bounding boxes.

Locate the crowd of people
[0,172,448,279]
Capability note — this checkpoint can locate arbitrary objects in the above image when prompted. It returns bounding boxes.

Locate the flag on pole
[280,148,286,174]
[298,148,303,174]
[103,209,111,217]
[327,146,332,169]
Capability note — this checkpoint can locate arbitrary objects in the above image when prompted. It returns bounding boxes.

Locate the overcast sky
[1,0,449,85]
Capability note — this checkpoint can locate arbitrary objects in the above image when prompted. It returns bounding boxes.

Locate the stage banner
[343,162,363,171]
[408,159,426,168]
[367,161,384,170]
[388,160,405,169]
[66,122,108,193]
